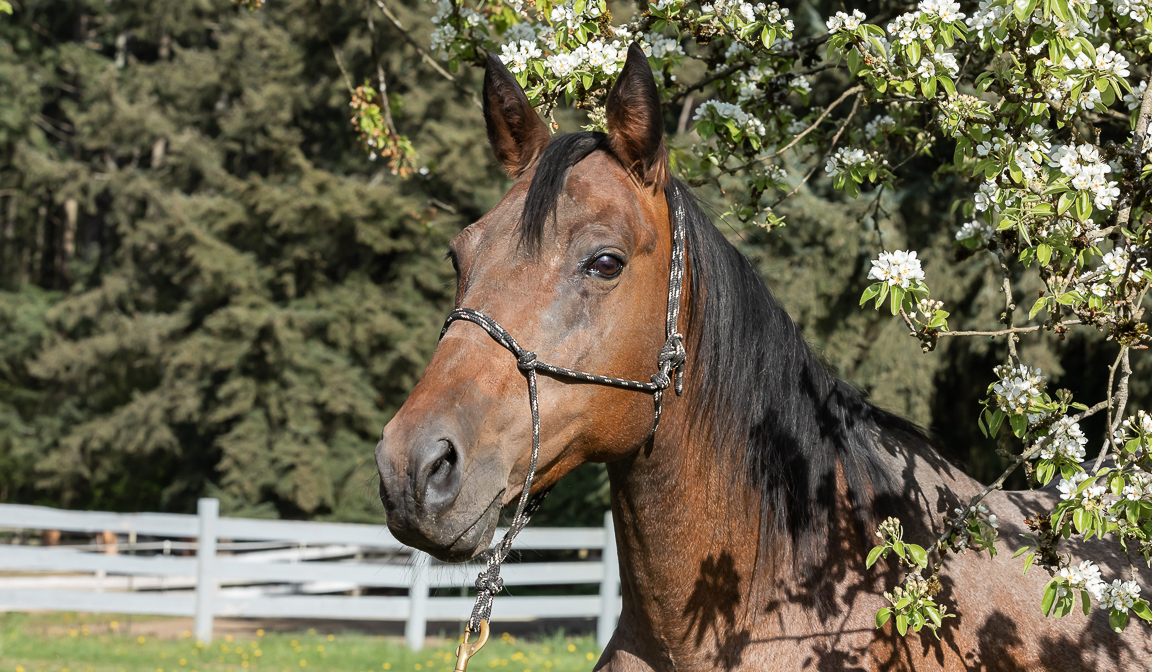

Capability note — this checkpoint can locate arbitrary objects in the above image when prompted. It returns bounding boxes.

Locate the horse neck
[604,378,985,663]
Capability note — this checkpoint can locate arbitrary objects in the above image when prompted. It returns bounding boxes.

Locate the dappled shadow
[682,552,752,671]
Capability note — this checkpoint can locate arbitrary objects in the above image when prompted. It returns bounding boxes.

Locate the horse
[374,44,1151,670]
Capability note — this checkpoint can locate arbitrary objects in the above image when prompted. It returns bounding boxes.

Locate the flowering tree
[353,0,1152,636]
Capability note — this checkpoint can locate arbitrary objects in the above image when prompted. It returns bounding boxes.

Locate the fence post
[194,498,219,643]
[598,511,620,651]
[406,551,430,652]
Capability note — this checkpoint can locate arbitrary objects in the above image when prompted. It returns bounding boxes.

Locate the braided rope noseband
[439,194,688,634]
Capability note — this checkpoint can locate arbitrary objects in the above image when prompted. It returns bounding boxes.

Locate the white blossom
[1056,559,1106,599]
[1057,472,1090,500]
[956,220,994,245]
[919,0,965,22]
[1039,417,1088,462]
[499,40,542,74]
[826,9,866,33]
[1094,44,1130,78]
[693,100,767,137]
[1123,81,1147,112]
[865,115,897,139]
[1112,0,1150,22]
[825,147,869,177]
[1098,579,1142,613]
[993,364,1045,414]
[868,250,926,288]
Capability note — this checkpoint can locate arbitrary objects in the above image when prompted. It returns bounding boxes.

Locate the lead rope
[441,191,688,650]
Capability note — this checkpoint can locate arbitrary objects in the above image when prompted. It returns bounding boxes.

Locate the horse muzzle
[375,424,503,562]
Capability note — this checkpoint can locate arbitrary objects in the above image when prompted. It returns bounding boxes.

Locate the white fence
[0,499,620,650]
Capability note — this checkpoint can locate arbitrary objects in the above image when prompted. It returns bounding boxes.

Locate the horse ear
[606,43,668,190]
[483,50,551,178]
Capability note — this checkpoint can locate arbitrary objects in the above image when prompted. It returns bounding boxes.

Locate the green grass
[0,614,598,672]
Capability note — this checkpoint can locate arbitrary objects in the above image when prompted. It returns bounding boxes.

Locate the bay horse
[374,44,1151,670]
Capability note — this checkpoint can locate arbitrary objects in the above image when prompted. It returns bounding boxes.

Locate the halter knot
[650,371,671,389]
[656,332,686,395]
[516,351,537,371]
[474,572,504,595]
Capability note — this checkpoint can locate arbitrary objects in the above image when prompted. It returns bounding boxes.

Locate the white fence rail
[0,499,620,650]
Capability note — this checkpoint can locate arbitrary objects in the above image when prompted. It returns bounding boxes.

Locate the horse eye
[589,254,623,278]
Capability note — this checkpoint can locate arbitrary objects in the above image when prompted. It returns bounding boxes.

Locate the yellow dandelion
[68,629,78,637]
[16,666,25,672]
[415,666,422,671]
[300,660,308,667]
[183,631,192,638]
[180,659,187,666]
[307,628,317,635]
[110,621,120,629]
[586,653,595,660]
[566,645,575,653]
[226,636,234,643]
[317,645,324,652]
[242,663,249,668]
[291,640,299,647]
[255,650,263,657]
[383,664,391,670]
[197,641,205,648]
[257,630,265,637]
[138,636,147,644]
[327,635,335,642]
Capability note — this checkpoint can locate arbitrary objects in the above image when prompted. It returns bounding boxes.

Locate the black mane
[521,132,925,570]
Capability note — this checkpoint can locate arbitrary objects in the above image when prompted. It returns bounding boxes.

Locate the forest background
[1,0,1148,527]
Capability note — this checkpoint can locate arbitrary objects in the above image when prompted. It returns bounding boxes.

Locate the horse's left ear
[606,43,669,190]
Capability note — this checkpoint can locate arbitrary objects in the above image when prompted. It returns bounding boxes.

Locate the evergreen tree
[0,0,502,520]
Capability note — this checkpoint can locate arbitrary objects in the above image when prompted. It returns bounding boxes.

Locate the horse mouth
[437,489,505,562]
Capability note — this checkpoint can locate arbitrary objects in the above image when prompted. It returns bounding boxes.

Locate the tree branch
[372,0,482,109]
[768,91,861,209]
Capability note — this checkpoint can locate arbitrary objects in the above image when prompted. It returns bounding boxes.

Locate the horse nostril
[429,442,457,481]
[416,438,464,514]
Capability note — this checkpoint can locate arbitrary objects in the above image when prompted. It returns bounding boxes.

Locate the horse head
[375,44,679,562]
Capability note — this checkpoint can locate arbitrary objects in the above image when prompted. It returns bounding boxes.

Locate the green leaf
[847,47,862,76]
[923,76,937,99]
[1073,507,1088,534]
[1023,552,1035,575]
[906,544,928,568]
[876,607,892,628]
[1041,580,1058,616]
[1009,413,1029,438]
[1037,244,1052,267]
[866,545,885,569]
[893,540,905,559]
[896,613,909,636]
[939,76,956,98]
[1029,297,1047,320]
[0,1,12,14]
[1082,590,1092,615]
[1132,599,1152,623]
[908,41,921,65]
[889,287,904,316]
[1109,609,1129,633]
[1057,191,1075,215]
[860,284,881,307]
[762,26,775,49]
[924,604,942,628]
